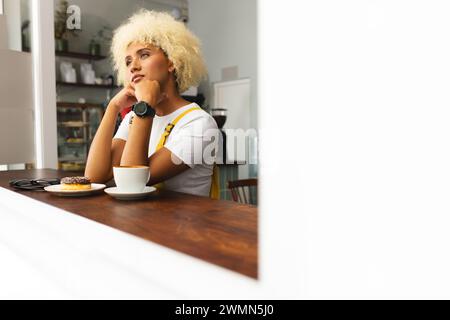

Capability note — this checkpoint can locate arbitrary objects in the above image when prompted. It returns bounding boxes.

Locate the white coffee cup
[113,166,150,192]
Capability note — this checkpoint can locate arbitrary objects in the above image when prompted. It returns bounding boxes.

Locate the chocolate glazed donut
[61,176,92,190]
[61,176,91,185]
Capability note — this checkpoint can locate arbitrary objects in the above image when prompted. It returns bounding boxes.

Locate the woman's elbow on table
[84,168,112,184]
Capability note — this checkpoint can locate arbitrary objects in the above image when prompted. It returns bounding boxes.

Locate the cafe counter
[0,169,259,299]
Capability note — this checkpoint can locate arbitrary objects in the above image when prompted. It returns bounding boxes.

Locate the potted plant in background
[54,0,69,51]
[89,25,112,56]
[54,0,79,52]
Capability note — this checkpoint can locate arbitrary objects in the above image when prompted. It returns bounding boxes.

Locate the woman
[85,10,218,197]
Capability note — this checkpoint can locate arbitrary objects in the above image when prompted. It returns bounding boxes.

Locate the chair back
[227,178,257,205]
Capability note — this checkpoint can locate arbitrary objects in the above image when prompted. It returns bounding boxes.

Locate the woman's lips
[132,75,144,83]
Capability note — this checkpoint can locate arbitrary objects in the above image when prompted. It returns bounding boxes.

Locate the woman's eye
[126,60,131,66]
[141,53,149,58]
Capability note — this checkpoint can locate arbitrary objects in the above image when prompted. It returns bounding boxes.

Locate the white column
[0,13,7,49]
[30,0,58,169]
[2,1,26,171]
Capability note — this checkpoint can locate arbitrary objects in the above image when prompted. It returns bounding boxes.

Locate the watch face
[135,102,148,116]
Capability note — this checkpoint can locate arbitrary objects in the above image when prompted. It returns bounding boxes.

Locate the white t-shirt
[114,103,219,197]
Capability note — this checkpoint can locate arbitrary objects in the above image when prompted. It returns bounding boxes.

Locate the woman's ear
[168,60,175,73]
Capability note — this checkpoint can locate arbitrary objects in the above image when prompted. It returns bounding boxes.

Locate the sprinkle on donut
[61,176,91,185]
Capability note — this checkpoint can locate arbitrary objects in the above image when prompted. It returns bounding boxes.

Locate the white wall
[4,0,22,50]
[261,0,450,298]
[188,0,258,129]
[0,50,34,165]
[0,6,40,168]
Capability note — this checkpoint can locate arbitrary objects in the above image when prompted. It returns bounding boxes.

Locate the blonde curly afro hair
[111,10,207,93]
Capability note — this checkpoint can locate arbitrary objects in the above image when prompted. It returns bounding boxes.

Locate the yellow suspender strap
[156,107,201,151]
[153,106,200,190]
[154,106,220,200]
[210,165,220,200]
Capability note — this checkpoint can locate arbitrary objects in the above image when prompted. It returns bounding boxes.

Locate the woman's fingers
[124,84,136,99]
[126,89,136,98]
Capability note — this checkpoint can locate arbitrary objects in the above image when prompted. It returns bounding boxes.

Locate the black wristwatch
[132,101,156,118]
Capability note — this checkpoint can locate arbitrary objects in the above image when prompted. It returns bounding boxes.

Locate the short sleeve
[113,111,134,141]
[164,115,220,168]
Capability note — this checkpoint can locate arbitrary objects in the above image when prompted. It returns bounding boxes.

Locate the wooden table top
[0,169,258,279]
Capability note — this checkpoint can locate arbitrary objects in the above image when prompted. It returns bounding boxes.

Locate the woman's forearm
[85,102,119,182]
[120,115,153,166]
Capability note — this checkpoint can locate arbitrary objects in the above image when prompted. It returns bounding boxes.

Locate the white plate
[104,186,157,200]
[44,183,106,197]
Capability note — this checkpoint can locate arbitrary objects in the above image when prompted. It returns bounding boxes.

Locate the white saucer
[104,186,157,200]
[44,183,106,197]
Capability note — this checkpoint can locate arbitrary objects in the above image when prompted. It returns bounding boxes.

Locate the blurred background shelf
[57,102,104,171]
[56,81,119,89]
[54,51,107,61]
[58,157,85,162]
[57,102,105,109]
[61,141,88,145]
[57,121,90,127]
[24,47,107,61]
